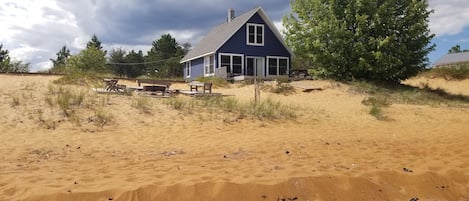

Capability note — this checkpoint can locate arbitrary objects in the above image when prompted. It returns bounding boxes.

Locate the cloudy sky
[1,0,468,71]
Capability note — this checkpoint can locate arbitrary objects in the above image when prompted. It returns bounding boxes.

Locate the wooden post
[254,74,260,104]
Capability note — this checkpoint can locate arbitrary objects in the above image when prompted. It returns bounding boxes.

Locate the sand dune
[0,74,468,201]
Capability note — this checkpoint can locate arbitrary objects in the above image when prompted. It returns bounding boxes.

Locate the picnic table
[137,79,171,96]
[189,81,212,94]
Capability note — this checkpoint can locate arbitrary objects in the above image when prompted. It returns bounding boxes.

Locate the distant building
[433,52,469,68]
[180,7,293,80]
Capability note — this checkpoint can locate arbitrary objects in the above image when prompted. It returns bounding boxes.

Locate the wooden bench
[189,81,212,94]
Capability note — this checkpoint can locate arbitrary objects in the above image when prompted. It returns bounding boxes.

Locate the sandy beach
[0,74,468,201]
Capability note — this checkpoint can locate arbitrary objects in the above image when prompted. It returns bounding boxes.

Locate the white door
[246,57,265,77]
[255,58,264,77]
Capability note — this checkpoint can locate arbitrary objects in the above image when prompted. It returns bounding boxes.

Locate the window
[268,58,277,76]
[204,55,215,76]
[219,53,244,75]
[267,56,289,76]
[247,23,264,46]
[185,61,191,78]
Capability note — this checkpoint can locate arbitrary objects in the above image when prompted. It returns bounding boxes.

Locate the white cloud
[3,0,467,71]
[0,0,90,71]
[429,0,469,37]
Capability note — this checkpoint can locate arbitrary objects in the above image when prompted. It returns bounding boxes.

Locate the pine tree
[50,45,71,73]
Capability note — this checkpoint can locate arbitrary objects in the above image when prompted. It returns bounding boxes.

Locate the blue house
[180,6,293,80]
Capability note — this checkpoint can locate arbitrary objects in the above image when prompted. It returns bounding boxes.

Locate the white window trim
[185,61,191,78]
[204,55,215,76]
[266,56,289,76]
[246,23,264,46]
[218,53,244,75]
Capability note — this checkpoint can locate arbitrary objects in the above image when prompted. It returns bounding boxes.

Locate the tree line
[49,33,190,78]
[0,44,30,73]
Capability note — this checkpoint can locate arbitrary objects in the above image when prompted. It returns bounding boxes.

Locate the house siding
[217,13,291,58]
[187,57,204,80]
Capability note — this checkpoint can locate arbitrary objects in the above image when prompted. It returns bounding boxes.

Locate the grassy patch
[165,96,297,120]
[54,71,102,86]
[131,96,153,114]
[93,107,113,128]
[53,86,86,115]
[419,64,469,80]
[362,96,391,120]
[349,81,469,108]
[261,81,296,95]
[10,95,21,107]
[195,76,230,88]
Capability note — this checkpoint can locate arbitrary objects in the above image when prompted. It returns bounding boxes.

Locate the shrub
[362,96,391,120]
[362,96,390,120]
[93,107,113,127]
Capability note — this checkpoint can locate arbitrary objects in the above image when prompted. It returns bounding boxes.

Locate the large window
[185,61,191,78]
[219,53,244,75]
[204,55,215,76]
[267,57,289,76]
[247,23,264,46]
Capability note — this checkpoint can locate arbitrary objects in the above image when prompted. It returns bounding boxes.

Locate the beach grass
[165,96,297,120]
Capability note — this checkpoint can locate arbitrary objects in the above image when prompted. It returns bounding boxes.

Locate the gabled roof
[434,52,469,66]
[180,6,293,63]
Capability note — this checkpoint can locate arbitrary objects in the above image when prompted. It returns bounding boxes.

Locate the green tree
[145,34,187,78]
[86,34,107,56]
[123,50,145,78]
[148,33,179,60]
[0,44,10,71]
[448,45,469,54]
[8,60,30,73]
[109,48,127,77]
[284,0,435,83]
[66,47,107,73]
[50,45,71,73]
[0,44,29,73]
[87,34,103,50]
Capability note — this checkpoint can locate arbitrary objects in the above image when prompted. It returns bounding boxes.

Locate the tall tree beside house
[50,45,71,73]
[146,33,186,78]
[284,0,435,83]
[148,34,180,60]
